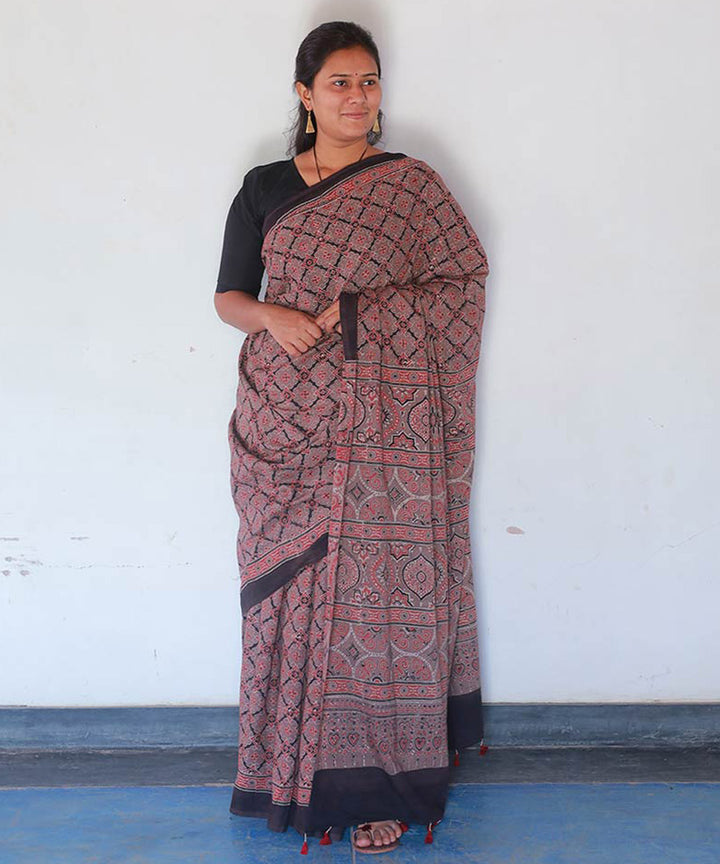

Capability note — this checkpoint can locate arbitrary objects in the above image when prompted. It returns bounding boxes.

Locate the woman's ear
[295,80,310,107]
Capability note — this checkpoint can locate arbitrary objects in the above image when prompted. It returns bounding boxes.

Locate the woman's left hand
[315,299,342,335]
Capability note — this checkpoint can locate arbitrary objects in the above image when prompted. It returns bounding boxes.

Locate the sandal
[351,819,403,855]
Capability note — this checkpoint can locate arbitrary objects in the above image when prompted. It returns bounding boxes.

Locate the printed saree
[227,151,489,843]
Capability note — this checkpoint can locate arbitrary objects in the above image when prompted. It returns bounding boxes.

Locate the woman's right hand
[263,303,325,358]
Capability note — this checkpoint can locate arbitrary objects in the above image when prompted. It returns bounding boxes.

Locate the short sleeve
[215,169,264,298]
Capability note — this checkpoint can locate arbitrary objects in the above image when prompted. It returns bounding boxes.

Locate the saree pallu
[228,152,489,841]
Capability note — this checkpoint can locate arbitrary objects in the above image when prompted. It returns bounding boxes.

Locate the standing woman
[214,21,490,856]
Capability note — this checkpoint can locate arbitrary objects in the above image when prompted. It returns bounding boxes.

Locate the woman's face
[297,45,382,144]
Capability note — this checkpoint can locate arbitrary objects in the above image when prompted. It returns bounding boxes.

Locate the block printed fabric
[227,152,489,840]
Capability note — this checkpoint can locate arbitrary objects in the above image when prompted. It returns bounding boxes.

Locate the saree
[227,151,489,843]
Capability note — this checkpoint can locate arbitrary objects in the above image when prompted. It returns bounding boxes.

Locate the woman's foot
[352,819,402,853]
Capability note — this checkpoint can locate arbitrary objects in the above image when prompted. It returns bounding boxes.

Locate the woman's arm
[214,290,272,334]
[214,289,328,357]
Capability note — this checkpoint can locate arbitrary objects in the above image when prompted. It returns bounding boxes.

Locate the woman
[214,21,489,856]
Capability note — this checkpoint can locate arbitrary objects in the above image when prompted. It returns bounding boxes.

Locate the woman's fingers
[304,317,324,339]
[316,299,341,331]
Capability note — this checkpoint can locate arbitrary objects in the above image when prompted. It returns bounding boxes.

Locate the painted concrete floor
[1,781,719,863]
[1,749,719,862]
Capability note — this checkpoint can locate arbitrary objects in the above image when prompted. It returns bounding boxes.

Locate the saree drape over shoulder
[227,152,489,842]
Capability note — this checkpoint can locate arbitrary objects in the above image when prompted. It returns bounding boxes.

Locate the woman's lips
[343,113,368,119]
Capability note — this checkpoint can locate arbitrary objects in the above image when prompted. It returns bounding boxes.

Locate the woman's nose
[349,85,368,102]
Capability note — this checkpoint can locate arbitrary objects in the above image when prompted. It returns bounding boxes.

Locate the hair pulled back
[288,21,384,156]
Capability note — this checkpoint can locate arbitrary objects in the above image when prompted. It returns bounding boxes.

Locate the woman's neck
[311,138,379,172]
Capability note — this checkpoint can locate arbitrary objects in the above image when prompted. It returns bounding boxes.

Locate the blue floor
[1,782,719,863]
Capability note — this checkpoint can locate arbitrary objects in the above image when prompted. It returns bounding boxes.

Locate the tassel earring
[305,107,315,134]
[372,113,381,133]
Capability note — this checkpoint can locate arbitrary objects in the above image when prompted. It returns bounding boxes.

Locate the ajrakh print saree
[228,151,489,845]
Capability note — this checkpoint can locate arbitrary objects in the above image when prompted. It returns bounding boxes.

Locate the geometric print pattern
[228,155,489,836]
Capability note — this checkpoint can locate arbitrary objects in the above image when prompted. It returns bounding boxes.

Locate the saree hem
[447,687,485,750]
[229,790,346,840]
[230,762,449,837]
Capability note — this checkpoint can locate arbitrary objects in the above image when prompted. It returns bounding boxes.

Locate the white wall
[1,0,718,706]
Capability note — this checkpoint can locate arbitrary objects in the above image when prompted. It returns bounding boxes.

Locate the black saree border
[239,531,329,616]
[229,691,484,834]
[261,150,408,238]
[230,762,448,837]
[339,290,358,360]
[447,686,485,750]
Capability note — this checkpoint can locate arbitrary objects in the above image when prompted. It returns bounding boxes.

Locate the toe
[354,827,372,847]
[378,823,397,844]
[360,820,401,847]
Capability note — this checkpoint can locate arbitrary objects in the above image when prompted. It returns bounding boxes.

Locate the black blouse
[216,153,407,298]
[215,158,308,299]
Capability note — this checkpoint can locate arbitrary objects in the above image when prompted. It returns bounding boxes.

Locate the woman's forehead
[321,46,378,75]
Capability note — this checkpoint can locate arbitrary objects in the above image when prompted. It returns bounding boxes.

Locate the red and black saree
[227,151,489,843]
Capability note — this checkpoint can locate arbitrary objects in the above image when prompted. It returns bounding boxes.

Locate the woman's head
[289,21,383,155]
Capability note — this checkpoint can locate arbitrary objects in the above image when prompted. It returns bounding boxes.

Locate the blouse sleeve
[215,168,264,298]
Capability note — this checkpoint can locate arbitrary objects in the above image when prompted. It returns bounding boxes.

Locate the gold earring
[372,114,381,133]
[305,107,315,134]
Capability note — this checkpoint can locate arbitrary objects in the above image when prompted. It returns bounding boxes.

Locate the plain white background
[1,1,718,706]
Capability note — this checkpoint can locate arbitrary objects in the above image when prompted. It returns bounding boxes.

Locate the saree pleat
[231,556,337,837]
[228,152,489,839]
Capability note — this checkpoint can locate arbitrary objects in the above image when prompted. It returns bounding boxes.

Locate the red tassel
[319,827,332,845]
[453,749,460,766]
[479,737,489,755]
[425,819,440,843]
[398,821,409,833]
[300,832,308,854]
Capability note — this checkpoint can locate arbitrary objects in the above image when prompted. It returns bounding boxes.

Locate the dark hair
[287,21,384,156]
